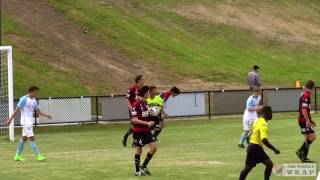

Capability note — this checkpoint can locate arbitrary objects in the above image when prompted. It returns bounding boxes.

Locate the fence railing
[12,87,319,126]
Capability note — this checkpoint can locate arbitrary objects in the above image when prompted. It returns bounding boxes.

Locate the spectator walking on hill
[248,65,261,90]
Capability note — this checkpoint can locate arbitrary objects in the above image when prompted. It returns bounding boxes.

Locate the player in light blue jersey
[239,88,263,148]
[6,86,52,161]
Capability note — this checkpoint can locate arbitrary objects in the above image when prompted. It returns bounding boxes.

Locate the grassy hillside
[3,15,90,97]
[48,0,320,86]
[4,0,320,97]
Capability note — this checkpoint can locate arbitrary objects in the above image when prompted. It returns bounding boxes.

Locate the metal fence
[12,87,319,126]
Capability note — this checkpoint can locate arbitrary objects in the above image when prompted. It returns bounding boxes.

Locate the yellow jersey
[147,95,164,107]
[250,117,269,147]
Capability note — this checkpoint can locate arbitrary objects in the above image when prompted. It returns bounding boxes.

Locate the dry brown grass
[171,1,320,47]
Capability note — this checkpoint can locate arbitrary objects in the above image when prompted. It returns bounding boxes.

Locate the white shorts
[22,125,34,137]
[243,114,258,131]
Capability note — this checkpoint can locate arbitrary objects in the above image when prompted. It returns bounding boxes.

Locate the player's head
[252,87,261,96]
[170,86,180,97]
[253,65,260,71]
[305,80,315,90]
[28,86,40,97]
[135,75,144,87]
[139,86,149,100]
[149,86,157,97]
[261,106,272,121]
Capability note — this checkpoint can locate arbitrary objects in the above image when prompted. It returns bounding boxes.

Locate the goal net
[0,46,14,141]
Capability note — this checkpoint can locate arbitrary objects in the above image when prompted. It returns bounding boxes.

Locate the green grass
[48,0,320,87]
[3,14,90,97]
[0,114,319,179]
[3,0,320,96]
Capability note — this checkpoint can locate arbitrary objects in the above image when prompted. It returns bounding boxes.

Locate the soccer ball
[148,106,161,116]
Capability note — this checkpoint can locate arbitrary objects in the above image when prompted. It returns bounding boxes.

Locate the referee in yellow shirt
[147,86,165,141]
[239,106,280,180]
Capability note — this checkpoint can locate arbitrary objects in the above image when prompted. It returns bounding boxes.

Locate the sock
[239,132,247,145]
[239,170,249,180]
[303,140,313,158]
[153,128,162,139]
[29,141,40,156]
[16,139,25,155]
[264,167,272,180]
[135,154,141,172]
[239,166,253,180]
[299,141,306,152]
[142,152,153,168]
[124,128,133,139]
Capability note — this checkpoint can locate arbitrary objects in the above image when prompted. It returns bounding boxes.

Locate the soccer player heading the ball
[159,86,180,102]
[6,86,52,162]
[156,86,180,140]
[131,86,157,176]
[296,80,316,163]
[239,106,280,180]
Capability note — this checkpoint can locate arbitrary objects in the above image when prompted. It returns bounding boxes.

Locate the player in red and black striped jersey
[131,86,157,176]
[296,80,317,163]
[153,87,180,140]
[159,86,180,103]
[122,75,145,147]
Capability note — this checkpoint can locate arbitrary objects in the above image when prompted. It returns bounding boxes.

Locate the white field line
[0,145,243,159]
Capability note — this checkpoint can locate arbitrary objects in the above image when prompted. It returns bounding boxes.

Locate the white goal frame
[0,46,14,141]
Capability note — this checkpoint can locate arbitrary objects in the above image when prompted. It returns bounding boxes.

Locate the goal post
[0,46,14,141]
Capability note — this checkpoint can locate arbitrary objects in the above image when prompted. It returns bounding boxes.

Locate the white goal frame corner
[0,46,14,141]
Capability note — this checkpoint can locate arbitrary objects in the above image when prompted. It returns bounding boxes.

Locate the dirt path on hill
[4,0,239,94]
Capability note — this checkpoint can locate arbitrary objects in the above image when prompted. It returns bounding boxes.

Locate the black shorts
[149,116,163,130]
[299,121,315,134]
[245,144,270,167]
[133,132,155,147]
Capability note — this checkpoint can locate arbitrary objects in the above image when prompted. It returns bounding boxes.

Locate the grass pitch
[0,113,319,180]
